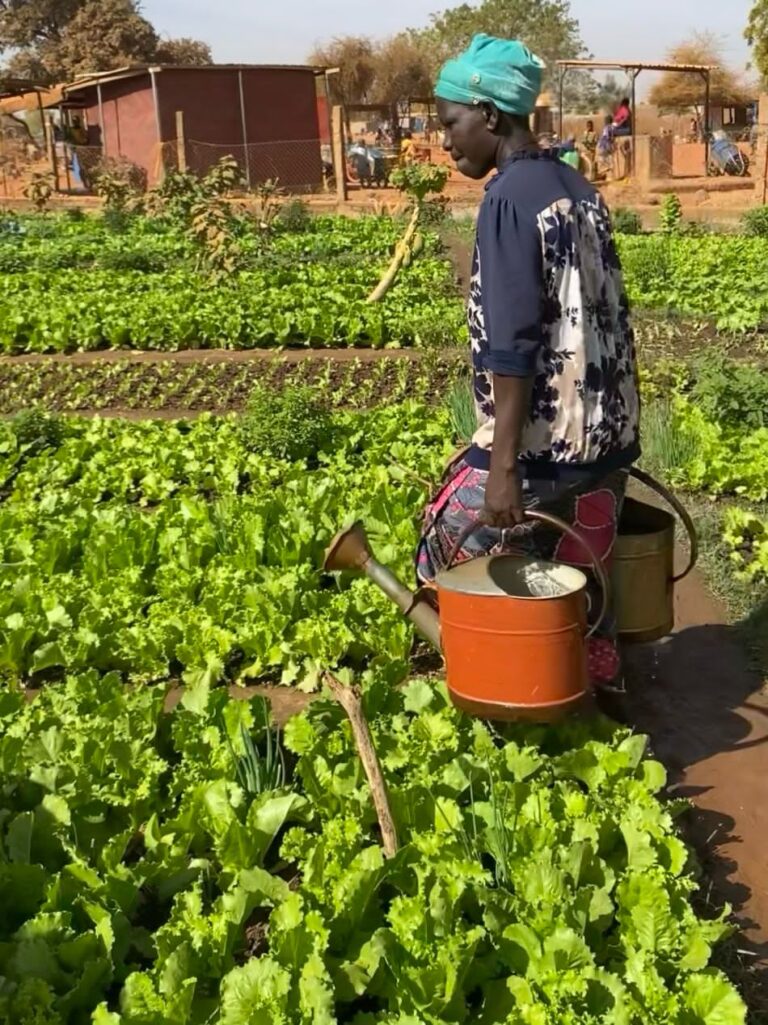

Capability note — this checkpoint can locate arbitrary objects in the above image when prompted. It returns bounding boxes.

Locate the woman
[419,34,640,687]
[596,115,615,180]
[613,97,632,137]
[582,119,598,178]
[400,130,416,164]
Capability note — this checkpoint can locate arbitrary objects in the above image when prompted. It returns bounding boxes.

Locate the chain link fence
[0,133,329,198]
[182,139,327,192]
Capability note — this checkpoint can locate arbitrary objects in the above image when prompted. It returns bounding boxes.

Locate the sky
[141,0,753,80]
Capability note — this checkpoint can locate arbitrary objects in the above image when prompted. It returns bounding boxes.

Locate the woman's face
[437,98,498,180]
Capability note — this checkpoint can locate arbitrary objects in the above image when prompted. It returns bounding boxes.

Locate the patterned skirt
[416,456,629,685]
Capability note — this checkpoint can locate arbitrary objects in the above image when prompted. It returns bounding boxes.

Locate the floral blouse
[466,150,641,480]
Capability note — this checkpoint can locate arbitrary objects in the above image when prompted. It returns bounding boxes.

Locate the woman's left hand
[481,466,525,527]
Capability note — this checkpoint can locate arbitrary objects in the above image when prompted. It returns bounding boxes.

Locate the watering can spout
[324,523,442,652]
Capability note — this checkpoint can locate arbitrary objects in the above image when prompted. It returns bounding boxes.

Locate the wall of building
[80,76,158,184]
[156,67,323,188]
[673,141,752,178]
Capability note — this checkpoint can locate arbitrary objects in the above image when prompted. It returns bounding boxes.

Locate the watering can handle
[445,510,610,641]
[629,467,698,583]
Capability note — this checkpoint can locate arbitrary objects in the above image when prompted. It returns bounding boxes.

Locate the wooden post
[175,110,187,172]
[44,115,59,191]
[238,70,252,188]
[331,105,347,204]
[757,93,768,207]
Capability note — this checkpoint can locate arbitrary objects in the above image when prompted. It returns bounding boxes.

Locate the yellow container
[614,468,698,645]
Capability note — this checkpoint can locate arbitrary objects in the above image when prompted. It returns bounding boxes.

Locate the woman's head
[435,34,544,179]
[586,119,594,131]
[437,98,532,179]
[620,97,630,108]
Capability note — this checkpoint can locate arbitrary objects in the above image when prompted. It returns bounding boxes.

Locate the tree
[746,0,768,86]
[593,74,628,112]
[371,33,432,105]
[155,37,212,66]
[415,0,587,91]
[0,0,211,83]
[649,32,751,112]
[308,35,376,107]
[52,0,157,79]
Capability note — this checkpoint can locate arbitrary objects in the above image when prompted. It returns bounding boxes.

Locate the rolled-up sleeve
[477,193,543,376]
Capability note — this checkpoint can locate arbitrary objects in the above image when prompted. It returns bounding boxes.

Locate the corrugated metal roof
[64,63,326,94]
[556,59,717,73]
[0,85,64,113]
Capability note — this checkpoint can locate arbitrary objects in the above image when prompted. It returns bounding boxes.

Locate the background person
[613,97,632,137]
[420,34,640,688]
[582,118,598,178]
[596,115,615,179]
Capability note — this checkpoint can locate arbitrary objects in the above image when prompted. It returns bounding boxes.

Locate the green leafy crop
[239,384,334,464]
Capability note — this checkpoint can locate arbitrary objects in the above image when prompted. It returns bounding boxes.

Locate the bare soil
[164,683,313,727]
[622,572,768,958]
[0,347,421,367]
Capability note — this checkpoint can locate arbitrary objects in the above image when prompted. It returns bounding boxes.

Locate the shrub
[92,157,147,207]
[419,195,451,227]
[11,408,64,454]
[691,350,768,431]
[741,205,768,238]
[101,209,134,234]
[239,384,333,463]
[612,207,642,235]
[659,194,683,235]
[99,247,165,272]
[278,198,311,233]
[676,220,712,238]
[23,172,54,213]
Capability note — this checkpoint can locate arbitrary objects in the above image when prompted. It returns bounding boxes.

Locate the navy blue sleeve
[477,192,543,376]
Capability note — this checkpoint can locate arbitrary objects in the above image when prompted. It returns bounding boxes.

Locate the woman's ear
[480,101,500,132]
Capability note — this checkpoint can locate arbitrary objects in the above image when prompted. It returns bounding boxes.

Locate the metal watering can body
[614,468,698,644]
[324,511,610,723]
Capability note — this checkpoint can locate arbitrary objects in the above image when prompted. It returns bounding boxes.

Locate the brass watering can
[614,467,698,644]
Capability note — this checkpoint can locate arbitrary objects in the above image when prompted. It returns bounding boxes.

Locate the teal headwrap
[435,34,545,116]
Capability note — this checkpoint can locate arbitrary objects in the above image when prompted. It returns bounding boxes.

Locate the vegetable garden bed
[0,670,748,1024]
[2,206,767,1021]
[0,404,450,691]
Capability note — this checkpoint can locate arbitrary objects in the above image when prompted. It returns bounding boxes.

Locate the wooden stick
[324,673,399,858]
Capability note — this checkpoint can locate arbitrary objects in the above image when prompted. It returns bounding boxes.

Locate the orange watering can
[324,512,609,722]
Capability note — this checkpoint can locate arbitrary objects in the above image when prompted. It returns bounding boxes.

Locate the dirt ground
[0,347,421,366]
[622,572,768,959]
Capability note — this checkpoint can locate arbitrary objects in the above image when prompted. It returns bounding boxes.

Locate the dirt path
[623,569,768,957]
[0,347,422,367]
